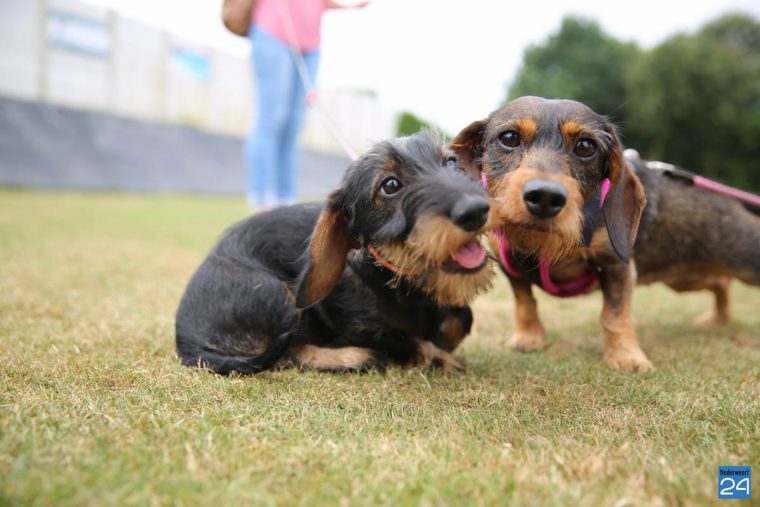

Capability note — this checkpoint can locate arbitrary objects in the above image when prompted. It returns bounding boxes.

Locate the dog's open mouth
[443,239,488,273]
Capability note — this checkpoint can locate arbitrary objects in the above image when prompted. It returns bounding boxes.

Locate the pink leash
[305,91,359,161]
[277,2,359,162]
[693,176,760,210]
[483,174,610,298]
[641,158,760,210]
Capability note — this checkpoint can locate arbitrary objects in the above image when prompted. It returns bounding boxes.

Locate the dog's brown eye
[446,156,457,170]
[498,130,520,149]
[574,138,596,158]
[380,177,403,196]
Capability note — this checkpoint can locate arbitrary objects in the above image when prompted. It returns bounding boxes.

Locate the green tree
[508,17,639,120]
[626,13,760,188]
[701,12,760,55]
[396,111,446,138]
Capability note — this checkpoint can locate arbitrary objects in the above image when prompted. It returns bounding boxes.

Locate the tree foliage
[507,13,760,190]
[396,111,428,136]
[626,14,760,187]
[508,17,639,120]
[396,111,447,138]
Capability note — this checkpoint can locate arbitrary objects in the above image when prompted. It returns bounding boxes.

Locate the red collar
[367,243,419,276]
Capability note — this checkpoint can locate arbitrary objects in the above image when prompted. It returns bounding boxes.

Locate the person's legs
[275,49,320,205]
[245,29,297,208]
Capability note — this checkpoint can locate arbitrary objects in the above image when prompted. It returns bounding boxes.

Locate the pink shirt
[253,0,326,52]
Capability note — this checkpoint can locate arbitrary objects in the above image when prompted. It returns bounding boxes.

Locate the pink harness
[483,174,611,298]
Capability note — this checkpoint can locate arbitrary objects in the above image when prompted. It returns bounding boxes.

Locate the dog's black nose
[451,195,490,232]
[523,180,567,218]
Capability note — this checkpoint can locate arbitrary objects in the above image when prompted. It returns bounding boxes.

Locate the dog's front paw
[507,327,546,352]
[604,347,654,373]
[695,309,731,326]
[416,340,466,373]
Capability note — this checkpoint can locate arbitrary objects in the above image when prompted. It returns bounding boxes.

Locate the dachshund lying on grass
[176,132,499,374]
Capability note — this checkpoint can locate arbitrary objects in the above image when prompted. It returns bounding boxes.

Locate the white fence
[0,0,395,155]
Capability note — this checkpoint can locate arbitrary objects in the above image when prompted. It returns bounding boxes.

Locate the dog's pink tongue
[453,240,487,269]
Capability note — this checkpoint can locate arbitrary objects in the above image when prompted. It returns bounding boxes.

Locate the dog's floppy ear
[602,126,647,263]
[450,119,487,180]
[296,189,358,308]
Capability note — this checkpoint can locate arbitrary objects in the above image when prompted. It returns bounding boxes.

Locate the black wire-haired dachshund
[451,96,760,372]
[176,131,500,375]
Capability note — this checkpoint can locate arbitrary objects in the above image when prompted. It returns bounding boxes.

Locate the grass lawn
[1,189,758,506]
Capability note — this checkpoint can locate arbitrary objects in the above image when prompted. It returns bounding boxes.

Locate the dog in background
[176,131,498,374]
[451,96,760,372]
[622,149,760,327]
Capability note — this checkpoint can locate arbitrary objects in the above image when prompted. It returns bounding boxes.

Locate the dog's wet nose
[451,195,490,232]
[523,180,568,218]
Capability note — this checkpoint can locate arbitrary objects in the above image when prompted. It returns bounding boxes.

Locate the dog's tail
[177,330,293,375]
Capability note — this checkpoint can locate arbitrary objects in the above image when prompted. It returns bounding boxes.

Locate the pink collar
[482,173,610,297]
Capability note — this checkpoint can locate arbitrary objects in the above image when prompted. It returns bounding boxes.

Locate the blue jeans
[245,28,320,207]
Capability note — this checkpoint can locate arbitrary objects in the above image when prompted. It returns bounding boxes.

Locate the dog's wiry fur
[490,168,585,262]
[376,214,494,306]
[452,96,760,372]
[175,132,498,375]
[631,160,760,324]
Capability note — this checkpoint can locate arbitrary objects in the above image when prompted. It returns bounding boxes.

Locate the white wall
[44,0,113,110]
[0,0,396,155]
[208,51,254,136]
[0,0,43,99]
[112,17,166,121]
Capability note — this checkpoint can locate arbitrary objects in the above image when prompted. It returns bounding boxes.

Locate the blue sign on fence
[47,10,111,58]
[170,48,212,82]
